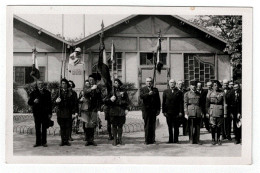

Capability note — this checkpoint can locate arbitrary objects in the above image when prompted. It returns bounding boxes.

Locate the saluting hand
[34,98,39,104]
[56,97,61,103]
[185,114,188,120]
[91,85,97,90]
[110,96,116,102]
[148,91,153,95]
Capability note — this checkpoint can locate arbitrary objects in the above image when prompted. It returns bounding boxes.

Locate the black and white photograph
[5,6,252,165]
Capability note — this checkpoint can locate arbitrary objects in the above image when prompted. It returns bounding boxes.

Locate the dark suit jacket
[229,89,242,115]
[140,86,161,114]
[162,88,182,116]
[198,89,208,114]
[28,88,52,119]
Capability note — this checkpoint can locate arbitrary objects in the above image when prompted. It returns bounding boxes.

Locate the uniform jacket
[104,87,129,117]
[140,86,161,113]
[162,88,183,116]
[28,88,52,119]
[184,90,202,118]
[206,90,227,118]
[53,89,75,118]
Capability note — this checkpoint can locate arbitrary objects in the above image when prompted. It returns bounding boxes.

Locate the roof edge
[14,15,72,46]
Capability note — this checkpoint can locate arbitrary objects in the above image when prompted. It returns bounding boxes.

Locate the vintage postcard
[6,6,252,164]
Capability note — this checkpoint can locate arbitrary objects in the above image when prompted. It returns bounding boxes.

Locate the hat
[223,79,229,84]
[229,81,234,85]
[75,47,81,52]
[68,80,75,88]
[190,80,198,86]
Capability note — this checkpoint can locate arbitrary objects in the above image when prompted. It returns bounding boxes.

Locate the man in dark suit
[229,83,242,144]
[222,79,232,141]
[140,77,161,145]
[197,82,210,132]
[28,80,52,147]
[162,79,183,143]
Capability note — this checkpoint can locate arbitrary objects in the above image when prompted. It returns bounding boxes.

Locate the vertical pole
[112,40,115,96]
[83,14,85,38]
[62,14,64,38]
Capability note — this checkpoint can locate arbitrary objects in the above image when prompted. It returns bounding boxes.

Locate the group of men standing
[140,77,242,145]
[28,74,242,148]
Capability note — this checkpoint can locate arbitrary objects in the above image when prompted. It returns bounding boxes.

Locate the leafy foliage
[13,82,31,113]
[190,15,242,67]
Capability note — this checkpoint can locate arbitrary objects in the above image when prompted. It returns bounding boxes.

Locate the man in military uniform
[28,80,52,147]
[162,79,183,143]
[184,80,202,144]
[140,77,161,145]
[229,83,242,144]
[206,80,227,145]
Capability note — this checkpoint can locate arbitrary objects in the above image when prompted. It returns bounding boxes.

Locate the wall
[217,54,231,81]
[125,52,138,87]
[170,53,184,81]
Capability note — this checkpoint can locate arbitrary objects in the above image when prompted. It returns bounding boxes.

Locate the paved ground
[13,112,241,156]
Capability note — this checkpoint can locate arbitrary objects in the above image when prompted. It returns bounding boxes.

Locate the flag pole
[59,42,64,97]
[111,40,115,96]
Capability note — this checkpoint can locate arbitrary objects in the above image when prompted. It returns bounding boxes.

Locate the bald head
[169,79,176,89]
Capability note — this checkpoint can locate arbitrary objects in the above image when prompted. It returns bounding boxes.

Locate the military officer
[206,80,227,145]
[184,80,203,145]
[140,77,161,145]
[162,79,183,143]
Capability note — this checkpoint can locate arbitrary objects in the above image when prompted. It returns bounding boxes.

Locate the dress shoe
[118,139,125,145]
[217,139,222,145]
[33,144,41,147]
[227,136,232,141]
[91,141,97,146]
[211,140,216,145]
[167,141,173,144]
[42,144,48,147]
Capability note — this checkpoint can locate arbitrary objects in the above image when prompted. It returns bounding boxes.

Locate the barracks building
[13,15,232,101]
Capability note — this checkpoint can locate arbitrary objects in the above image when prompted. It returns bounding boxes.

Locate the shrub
[13,82,31,113]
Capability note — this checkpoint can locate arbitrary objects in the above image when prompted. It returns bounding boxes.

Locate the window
[14,66,45,85]
[140,53,167,65]
[92,52,122,80]
[184,54,215,87]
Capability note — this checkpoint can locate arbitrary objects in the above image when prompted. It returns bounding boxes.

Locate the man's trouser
[188,117,201,144]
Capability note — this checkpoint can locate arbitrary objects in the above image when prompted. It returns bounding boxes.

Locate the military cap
[190,80,198,86]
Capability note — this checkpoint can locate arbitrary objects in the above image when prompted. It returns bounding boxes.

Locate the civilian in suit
[68,80,79,141]
[197,82,210,132]
[140,77,161,145]
[221,79,232,141]
[229,83,242,144]
[184,80,202,145]
[28,80,52,147]
[54,78,75,146]
[177,80,188,136]
[162,79,183,143]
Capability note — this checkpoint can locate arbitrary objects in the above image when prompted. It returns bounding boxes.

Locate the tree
[190,16,242,67]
